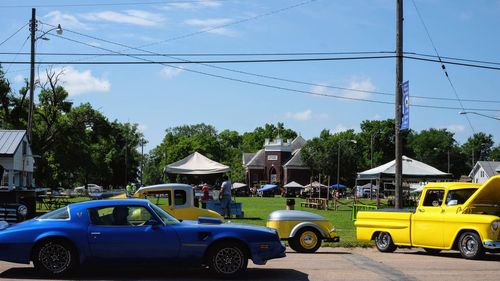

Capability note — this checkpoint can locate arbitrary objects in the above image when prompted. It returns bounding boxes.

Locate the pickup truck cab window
[445,188,476,206]
[422,189,444,207]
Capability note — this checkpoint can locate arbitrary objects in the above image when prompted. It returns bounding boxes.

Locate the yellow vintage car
[115,183,223,221]
[266,210,339,253]
[355,176,500,259]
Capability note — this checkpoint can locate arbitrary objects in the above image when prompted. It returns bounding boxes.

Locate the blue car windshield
[149,203,179,225]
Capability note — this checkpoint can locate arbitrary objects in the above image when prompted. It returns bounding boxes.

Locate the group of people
[195,175,233,219]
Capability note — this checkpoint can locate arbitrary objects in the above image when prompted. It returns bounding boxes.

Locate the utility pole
[27,8,36,142]
[394,0,404,209]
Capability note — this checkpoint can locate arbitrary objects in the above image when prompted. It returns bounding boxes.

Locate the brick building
[242,136,312,187]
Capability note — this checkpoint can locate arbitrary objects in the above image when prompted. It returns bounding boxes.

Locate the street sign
[400,80,409,131]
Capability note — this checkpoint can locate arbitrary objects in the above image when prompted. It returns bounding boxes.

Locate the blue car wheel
[33,239,77,276]
[208,241,248,278]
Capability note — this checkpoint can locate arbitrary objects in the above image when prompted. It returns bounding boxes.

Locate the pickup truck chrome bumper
[483,240,500,249]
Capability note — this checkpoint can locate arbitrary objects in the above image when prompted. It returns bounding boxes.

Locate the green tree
[407,128,466,178]
[461,132,495,169]
[301,129,359,186]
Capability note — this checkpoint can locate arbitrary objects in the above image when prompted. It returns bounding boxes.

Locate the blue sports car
[0,199,286,277]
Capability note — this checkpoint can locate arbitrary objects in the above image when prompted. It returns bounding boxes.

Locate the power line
[0,50,396,57]
[410,52,500,67]
[411,0,475,133]
[3,35,30,76]
[0,55,397,64]
[0,23,28,47]
[34,32,500,113]
[27,23,500,108]
[3,53,500,71]
[406,56,500,71]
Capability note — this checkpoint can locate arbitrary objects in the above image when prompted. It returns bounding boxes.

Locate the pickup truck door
[412,189,445,248]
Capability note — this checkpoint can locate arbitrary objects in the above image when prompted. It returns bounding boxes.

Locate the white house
[469,161,500,184]
[0,130,35,187]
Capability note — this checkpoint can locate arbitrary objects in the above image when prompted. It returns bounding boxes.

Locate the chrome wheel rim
[460,234,478,257]
[214,247,243,275]
[376,233,390,249]
[39,243,71,274]
[300,231,318,249]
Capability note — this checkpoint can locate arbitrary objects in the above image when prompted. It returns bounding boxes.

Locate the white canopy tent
[284,181,304,188]
[165,152,231,175]
[232,182,247,190]
[357,156,451,180]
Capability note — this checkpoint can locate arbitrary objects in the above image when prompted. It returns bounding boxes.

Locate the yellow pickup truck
[355,176,500,259]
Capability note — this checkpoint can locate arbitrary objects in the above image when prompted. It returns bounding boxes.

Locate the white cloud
[160,67,184,79]
[444,124,466,133]
[311,83,330,97]
[341,77,375,100]
[372,113,382,120]
[184,18,235,36]
[43,11,89,30]
[82,10,165,26]
[166,0,221,10]
[309,77,376,102]
[285,110,312,121]
[39,67,110,96]
[14,74,25,83]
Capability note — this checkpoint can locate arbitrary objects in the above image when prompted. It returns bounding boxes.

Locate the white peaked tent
[165,152,231,175]
[284,181,304,188]
[357,155,451,180]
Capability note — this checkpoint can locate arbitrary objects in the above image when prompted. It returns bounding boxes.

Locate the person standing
[220,175,232,219]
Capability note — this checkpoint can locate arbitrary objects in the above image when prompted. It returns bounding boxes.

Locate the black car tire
[458,231,484,260]
[290,227,322,253]
[375,232,397,253]
[208,241,248,278]
[33,239,77,276]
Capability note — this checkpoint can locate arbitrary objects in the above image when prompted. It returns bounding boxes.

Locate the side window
[445,189,477,206]
[423,190,445,207]
[174,190,187,206]
[88,206,154,226]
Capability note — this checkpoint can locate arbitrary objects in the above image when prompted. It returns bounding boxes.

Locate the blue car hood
[181,219,277,234]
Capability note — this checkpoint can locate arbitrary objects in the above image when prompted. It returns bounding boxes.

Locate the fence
[351,204,378,221]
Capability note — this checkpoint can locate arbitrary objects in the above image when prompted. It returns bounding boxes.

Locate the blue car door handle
[90,232,101,236]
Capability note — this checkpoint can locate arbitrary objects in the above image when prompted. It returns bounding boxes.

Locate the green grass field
[38,196,382,247]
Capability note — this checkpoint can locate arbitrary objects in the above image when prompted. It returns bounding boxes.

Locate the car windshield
[37,206,70,220]
[149,203,179,225]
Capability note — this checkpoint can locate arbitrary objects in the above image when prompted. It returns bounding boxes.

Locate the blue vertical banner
[400,80,410,131]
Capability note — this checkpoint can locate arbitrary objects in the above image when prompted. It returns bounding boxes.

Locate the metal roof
[0,130,26,155]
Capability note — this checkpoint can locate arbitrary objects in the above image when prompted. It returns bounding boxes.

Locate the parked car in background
[0,199,286,277]
[355,176,500,259]
[74,184,103,195]
[267,210,339,253]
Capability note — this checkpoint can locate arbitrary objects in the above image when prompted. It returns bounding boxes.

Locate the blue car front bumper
[250,241,286,265]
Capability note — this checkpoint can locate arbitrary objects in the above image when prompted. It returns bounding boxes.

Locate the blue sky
[1,0,499,152]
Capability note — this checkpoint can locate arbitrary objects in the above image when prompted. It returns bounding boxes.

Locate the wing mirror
[447,200,458,206]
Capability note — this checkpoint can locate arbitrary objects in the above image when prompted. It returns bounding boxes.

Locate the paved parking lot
[0,247,499,281]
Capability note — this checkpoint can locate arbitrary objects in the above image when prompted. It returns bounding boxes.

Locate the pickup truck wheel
[423,248,441,255]
[458,232,484,260]
[291,228,322,253]
[375,232,396,253]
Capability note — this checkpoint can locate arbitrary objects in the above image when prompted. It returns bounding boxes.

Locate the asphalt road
[0,247,499,281]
